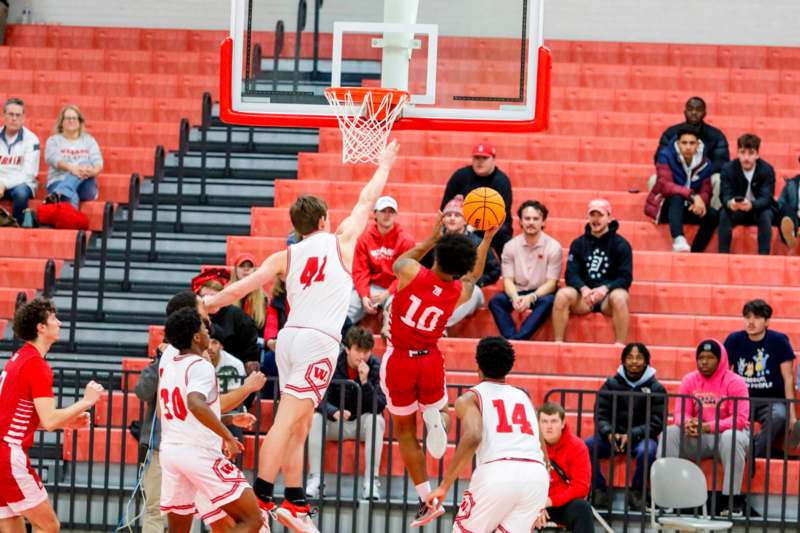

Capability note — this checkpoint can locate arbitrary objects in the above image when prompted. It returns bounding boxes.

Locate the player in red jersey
[381,214,501,527]
[0,298,104,533]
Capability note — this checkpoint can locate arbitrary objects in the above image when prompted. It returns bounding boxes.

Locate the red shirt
[389,266,462,351]
[352,222,415,298]
[0,343,54,450]
[544,425,591,508]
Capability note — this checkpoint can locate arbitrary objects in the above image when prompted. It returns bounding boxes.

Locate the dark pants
[718,207,774,255]
[489,292,555,340]
[659,195,719,252]
[546,499,595,533]
[752,401,787,458]
[585,435,657,491]
[1,183,34,223]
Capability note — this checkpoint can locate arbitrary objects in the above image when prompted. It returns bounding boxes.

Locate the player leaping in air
[203,140,399,533]
[381,211,501,527]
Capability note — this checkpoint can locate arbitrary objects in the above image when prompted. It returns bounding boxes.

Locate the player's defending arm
[336,141,399,256]
[392,212,443,290]
[219,371,267,413]
[203,250,287,314]
[427,392,482,506]
[35,380,104,431]
[187,392,244,458]
[455,221,503,307]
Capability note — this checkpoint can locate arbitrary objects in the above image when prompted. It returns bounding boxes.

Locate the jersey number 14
[492,399,534,435]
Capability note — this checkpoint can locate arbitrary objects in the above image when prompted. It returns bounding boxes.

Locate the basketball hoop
[324,87,410,165]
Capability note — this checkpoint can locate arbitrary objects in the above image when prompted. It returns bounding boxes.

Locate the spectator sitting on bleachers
[658,339,750,517]
[44,105,103,210]
[193,269,262,375]
[777,161,800,249]
[420,195,500,328]
[724,299,796,459]
[655,96,730,177]
[537,402,595,533]
[348,195,415,326]
[552,199,632,345]
[0,98,40,223]
[718,134,777,256]
[440,141,513,258]
[585,343,665,510]
[306,326,386,501]
[229,252,270,336]
[488,200,561,340]
[646,125,718,253]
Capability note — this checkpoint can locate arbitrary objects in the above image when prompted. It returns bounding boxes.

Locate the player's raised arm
[203,250,287,314]
[456,219,503,307]
[427,392,483,505]
[336,140,399,254]
[392,212,443,288]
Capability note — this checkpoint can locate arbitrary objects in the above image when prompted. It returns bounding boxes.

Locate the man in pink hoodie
[348,195,416,326]
[657,339,750,516]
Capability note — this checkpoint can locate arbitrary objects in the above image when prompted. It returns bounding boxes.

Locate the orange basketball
[463,187,505,231]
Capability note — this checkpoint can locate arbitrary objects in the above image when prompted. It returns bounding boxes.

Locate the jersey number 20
[492,399,534,435]
[300,256,327,289]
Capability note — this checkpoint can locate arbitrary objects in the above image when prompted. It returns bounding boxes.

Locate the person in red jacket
[535,402,595,533]
[347,195,415,325]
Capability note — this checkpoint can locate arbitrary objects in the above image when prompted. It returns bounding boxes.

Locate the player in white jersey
[427,337,550,533]
[203,141,399,532]
[158,307,263,533]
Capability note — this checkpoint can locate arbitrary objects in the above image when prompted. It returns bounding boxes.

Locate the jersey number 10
[399,294,445,332]
[492,399,534,435]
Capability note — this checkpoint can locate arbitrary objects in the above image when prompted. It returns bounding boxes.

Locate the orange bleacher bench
[0,258,62,289]
[0,229,84,259]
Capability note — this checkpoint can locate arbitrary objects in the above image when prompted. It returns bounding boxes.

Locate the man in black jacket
[777,165,800,249]
[718,134,777,255]
[584,343,666,510]
[655,96,730,176]
[440,141,513,258]
[553,199,633,344]
[306,326,387,500]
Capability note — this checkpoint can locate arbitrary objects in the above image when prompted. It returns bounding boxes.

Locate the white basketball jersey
[284,231,352,340]
[471,381,545,465]
[158,347,221,451]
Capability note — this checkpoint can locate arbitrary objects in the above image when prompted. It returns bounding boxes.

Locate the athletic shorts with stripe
[379,346,448,416]
[0,444,48,519]
[159,444,250,525]
[276,327,339,407]
[453,460,549,533]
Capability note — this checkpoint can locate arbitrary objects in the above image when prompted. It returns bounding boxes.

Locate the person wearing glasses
[0,98,40,223]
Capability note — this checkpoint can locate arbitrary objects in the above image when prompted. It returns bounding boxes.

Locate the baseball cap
[472,142,496,158]
[374,195,398,212]
[587,198,612,216]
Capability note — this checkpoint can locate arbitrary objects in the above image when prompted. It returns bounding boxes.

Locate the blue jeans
[1,183,34,223]
[585,434,657,491]
[488,291,555,340]
[47,174,98,209]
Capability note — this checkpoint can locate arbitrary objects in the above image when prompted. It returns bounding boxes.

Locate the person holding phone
[718,134,778,255]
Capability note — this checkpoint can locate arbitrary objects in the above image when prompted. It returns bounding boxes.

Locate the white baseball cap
[374,196,398,212]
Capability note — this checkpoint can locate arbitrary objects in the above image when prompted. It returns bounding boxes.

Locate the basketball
[463,187,505,230]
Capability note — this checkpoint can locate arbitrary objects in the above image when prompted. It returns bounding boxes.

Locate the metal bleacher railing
[26,371,800,532]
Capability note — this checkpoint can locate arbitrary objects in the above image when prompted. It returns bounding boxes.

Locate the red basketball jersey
[388,266,462,351]
[0,344,54,450]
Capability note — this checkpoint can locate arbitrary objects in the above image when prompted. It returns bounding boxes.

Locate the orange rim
[324,87,410,105]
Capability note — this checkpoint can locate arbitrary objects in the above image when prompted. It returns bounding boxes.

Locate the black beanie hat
[696,339,721,360]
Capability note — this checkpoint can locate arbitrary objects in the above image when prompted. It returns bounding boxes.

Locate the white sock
[415,481,432,500]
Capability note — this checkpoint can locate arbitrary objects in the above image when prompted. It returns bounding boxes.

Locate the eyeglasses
[63,116,80,122]
[4,112,23,118]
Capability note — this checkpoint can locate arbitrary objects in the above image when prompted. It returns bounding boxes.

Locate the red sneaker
[257,499,275,533]
[274,500,319,533]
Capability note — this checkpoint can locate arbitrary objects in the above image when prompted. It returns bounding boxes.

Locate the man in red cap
[552,199,633,345]
[440,141,513,258]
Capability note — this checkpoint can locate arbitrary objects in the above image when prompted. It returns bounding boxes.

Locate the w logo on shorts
[312,366,329,382]
[212,458,247,483]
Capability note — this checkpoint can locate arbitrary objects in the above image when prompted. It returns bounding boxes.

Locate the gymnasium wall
[7,0,800,46]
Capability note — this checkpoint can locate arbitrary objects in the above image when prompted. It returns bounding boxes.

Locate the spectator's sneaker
[423,407,448,459]
[672,236,691,253]
[727,495,747,518]
[305,474,323,499]
[257,499,275,533]
[591,488,610,508]
[274,501,319,533]
[362,478,382,500]
[781,216,797,248]
[409,498,445,528]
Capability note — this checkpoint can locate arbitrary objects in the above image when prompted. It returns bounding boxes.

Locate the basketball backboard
[220,0,550,132]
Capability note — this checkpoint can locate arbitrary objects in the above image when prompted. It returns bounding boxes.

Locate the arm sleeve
[594,383,614,440]
[24,358,54,399]
[697,175,713,206]
[477,246,501,287]
[186,360,216,399]
[88,136,103,167]
[719,163,735,208]
[351,237,372,298]
[654,160,692,199]
[605,238,633,291]
[44,135,61,168]
[716,377,750,432]
[500,244,515,279]
[263,305,279,340]
[676,378,695,427]
[23,136,40,186]
[550,439,592,507]
[546,243,564,281]
[654,130,671,164]
[362,358,387,414]
[710,133,730,174]
[235,312,261,363]
[564,240,586,290]
[777,180,792,211]
[649,385,668,438]
[134,361,160,401]
[752,165,776,212]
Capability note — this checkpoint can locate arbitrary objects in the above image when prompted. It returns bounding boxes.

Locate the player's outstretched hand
[481,214,506,241]
[533,508,550,529]
[230,412,257,430]
[66,412,91,429]
[244,371,267,393]
[429,211,444,241]
[425,487,446,509]
[223,436,245,459]
[82,380,105,406]
[378,139,399,168]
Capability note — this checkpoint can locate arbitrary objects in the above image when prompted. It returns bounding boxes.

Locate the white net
[324,88,409,165]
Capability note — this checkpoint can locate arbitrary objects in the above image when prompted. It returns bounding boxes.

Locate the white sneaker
[422,407,448,459]
[672,235,691,253]
[362,478,382,500]
[274,501,319,533]
[305,474,322,499]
